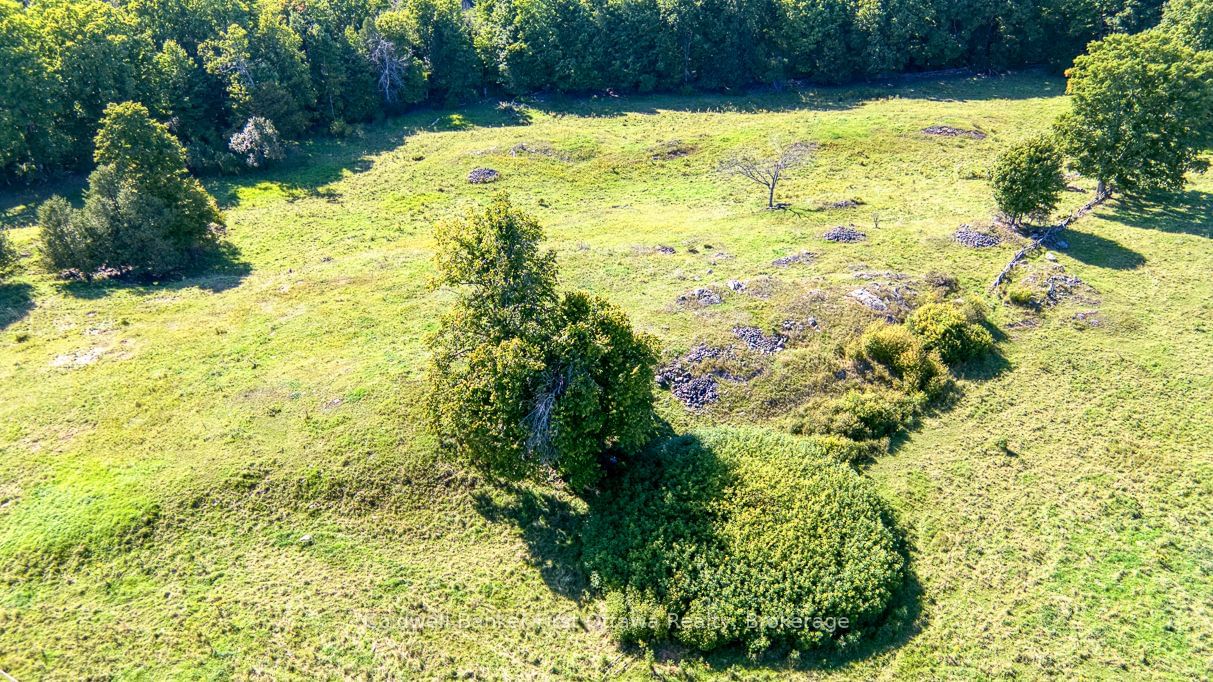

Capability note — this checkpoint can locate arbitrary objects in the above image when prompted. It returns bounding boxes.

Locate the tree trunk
[767,183,776,209]
[1096,179,1110,200]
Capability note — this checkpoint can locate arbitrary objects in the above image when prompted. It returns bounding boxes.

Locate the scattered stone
[1044,234,1069,250]
[676,287,723,306]
[298,534,314,546]
[1073,310,1102,327]
[1045,252,1058,262]
[467,167,501,184]
[849,288,889,312]
[726,280,746,292]
[922,125,987,140]
[823,225,867,243]
[954,225,1001,248]
[772,251,816,267]
[656,245,676,254]
[782,317,821,334]
[733,326,787,354]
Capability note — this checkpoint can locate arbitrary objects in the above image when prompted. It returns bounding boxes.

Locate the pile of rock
[954,225,1000,248]
[676,287,723,306]
[823,225,867,243]
[733,326,787,354]
[467,167,501,184]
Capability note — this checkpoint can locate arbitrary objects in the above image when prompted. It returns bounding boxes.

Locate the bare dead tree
[367,35,411,105]
[719,141,818,209]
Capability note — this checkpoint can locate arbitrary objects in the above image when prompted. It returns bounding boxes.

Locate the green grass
[1,70,1211,678]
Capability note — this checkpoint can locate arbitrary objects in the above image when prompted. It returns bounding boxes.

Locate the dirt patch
[1072,310,1102,328]
[822,199,864,209]
[922,125,987,140]
[509,142,569,161]
[772,251,816,267]
[823,225,867,243]
[650,140,696,160]
[467,167,501,184]
[50,346,108,368]
[954,225,1001,248]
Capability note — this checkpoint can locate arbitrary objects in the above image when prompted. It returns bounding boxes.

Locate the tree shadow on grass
[472,483,589,603]
[0,282,34,330]
[1103,190,1213,239]
[1061,225,1146,270]
[208,102,535,209]
[524,69,1063,120]
[60,242,251,300]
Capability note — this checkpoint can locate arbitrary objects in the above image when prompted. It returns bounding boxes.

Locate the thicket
[584,427,906,656]
[37,102,223,279]
[1,0,1173,181]
[991,134,1066,227]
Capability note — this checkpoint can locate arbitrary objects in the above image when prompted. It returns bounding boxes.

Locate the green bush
[37,102,223,279]
[788,389,923,444]
[0,229,14,274]
[906,302,995,365]
[851,323,949,399]
[427,197,658,490]
[1006,285,1036,307]
[584,427,906,655]
[990,134,1066,226]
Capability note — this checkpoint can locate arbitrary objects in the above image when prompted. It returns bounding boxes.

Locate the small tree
[719,140,817,209]
[229,116,285,168]
[427,196,658,489]
[991,135,1066,227]
[38,102,223,279]
[1055,30,1213,199]
[0,228,15,274]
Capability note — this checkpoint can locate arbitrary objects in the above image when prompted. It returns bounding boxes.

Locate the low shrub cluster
[584,427,906,656]
[788,389,925,444]
[851,323,950,400]
[906,301,995,365]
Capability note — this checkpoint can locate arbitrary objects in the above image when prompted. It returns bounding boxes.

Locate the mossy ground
[1,71,1210,678]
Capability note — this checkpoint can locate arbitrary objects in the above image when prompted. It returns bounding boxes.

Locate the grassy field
[1,70,1210,679]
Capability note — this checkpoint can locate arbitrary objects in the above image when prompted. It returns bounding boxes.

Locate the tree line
[0,0,1180,182]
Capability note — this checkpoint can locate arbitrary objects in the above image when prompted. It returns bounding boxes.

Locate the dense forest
[0,0,1179,180]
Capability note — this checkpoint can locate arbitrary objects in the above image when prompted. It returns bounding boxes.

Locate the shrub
[851,322,949,399]
[38,102,223,279]
[1007,285,1036,307]
[584,427,906,655]
[427,197,658,489]
[991,134,1066,226]
[906,302,994,365]
[787,389,923,443]
[229,116,285,168]
[0,229,15,274]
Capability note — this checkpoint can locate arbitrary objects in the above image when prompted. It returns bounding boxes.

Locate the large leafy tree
[1056,29,1213,197]
[427,196,658,489]
[28,0,155,169]
[38,102,223,278]
[0,0,66,180]
[1161,0,1213,50]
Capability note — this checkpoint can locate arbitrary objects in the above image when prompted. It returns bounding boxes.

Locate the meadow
[1,70,1211,679]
